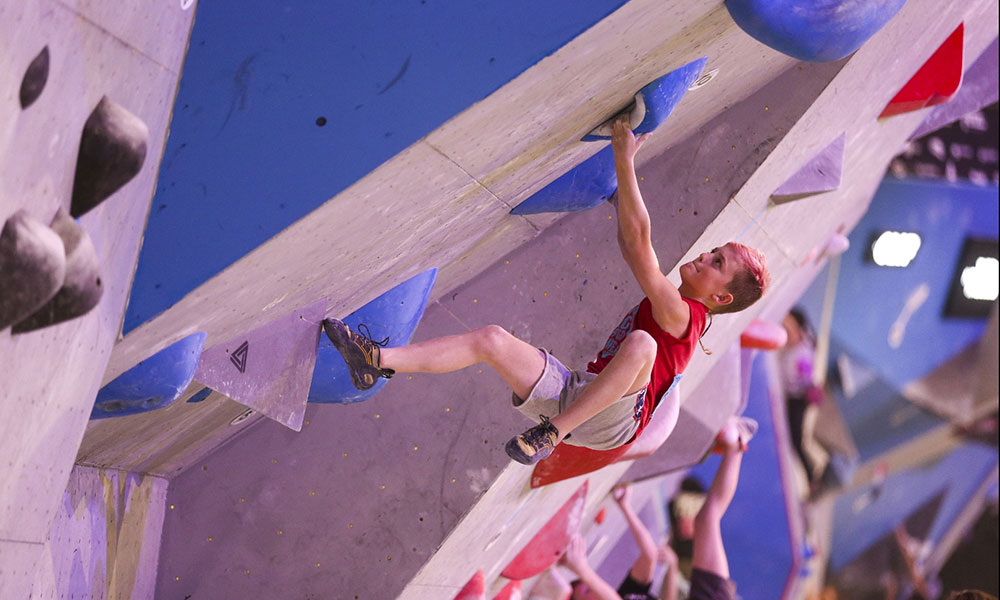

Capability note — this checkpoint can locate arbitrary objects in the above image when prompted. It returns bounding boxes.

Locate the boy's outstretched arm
[610,116,690,337]
[612,484,659,584]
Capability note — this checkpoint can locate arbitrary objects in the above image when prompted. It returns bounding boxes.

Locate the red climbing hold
[740,319,788,350]
[492,580,522,600]
[531,387,680,488]
[880,24,964,118]
[500,481,588,580]
[453,570,485,600]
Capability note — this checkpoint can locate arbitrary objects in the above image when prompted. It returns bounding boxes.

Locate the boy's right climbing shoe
[322,318,395,391]
[505,416,560,465]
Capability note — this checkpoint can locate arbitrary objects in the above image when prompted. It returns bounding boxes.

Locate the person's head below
[948,591,998,600]
[570,580,596,600]
[782,306,814,346]
[678,242,770,314]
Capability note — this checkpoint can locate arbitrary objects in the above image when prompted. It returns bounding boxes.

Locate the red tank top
[587,297,708,434]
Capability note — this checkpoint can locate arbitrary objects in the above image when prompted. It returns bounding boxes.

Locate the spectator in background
[779,308,826,492]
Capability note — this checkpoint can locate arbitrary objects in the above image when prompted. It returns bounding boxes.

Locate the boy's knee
[475,324,512,357]
[621,330,657,359]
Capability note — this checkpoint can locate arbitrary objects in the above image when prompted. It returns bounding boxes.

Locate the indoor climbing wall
[0,1,193,597]
[155,0,997,596]
[1,0,997,598]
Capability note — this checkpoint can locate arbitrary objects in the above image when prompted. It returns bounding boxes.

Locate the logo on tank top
[632,388,646,421]
[599,304,640,361]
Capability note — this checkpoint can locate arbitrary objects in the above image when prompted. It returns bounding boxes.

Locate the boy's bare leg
[691,420,746,580]
[547,330,656,441]
[379,325,545,401]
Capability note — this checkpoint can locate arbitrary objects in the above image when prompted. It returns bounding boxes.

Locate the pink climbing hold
[740,319,788,350]
[880,24,964,118]
[492,580,522,600]
[500,481,588,580]
[453,570,485,600]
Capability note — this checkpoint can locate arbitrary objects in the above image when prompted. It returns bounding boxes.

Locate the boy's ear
[712,291,734,307]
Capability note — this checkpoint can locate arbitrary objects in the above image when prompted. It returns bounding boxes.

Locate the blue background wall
[798,178,998,390]
[830,441,997,571]
[124,0,628,332]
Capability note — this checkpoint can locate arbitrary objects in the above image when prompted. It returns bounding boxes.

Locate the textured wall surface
[32,466,168,600]
[0,1,192,596]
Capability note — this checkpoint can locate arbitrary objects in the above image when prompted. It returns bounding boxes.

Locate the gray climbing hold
[12,209,103,333]
[19,46,50,109]
[71,96,149,217]
[0,210,66,330]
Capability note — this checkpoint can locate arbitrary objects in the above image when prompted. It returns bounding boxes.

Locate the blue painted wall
[689,353,791,600]
[830,441,997,571]
[125,0,628,332]
[828,339,945,463]
[798,178,998,390]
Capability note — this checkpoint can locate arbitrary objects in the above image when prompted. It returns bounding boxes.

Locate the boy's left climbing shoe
[322,318,395,390]
[505,416,560,465]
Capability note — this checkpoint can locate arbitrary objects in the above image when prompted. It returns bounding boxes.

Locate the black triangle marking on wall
[229,340,249,373]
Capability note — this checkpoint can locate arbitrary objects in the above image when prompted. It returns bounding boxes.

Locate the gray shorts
[513,349,646,451]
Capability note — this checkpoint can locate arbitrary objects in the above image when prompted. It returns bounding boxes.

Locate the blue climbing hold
[92,332,206,419]
[582,57,708,141]
[513,57,706,216]
[511,147,617,215]
[309,268,437,404]
[725,0,906,63]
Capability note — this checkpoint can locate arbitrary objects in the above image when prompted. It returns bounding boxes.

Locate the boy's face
[679,244,740,308]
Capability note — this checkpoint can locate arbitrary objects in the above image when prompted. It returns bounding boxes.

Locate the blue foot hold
[725,0,906,63]
[511,147,618,215]
[92,332,206,419]
[583,57,708,141]
[309,268,437,404]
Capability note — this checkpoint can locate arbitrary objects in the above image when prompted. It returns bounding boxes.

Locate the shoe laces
[356,323,390,348]
[536,415,559,438]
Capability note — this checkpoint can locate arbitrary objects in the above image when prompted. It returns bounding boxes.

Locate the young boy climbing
[323,115,769,465]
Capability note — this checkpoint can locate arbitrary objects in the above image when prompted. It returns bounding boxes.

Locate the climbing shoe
[322,319,395,390]
[505,415,560,465]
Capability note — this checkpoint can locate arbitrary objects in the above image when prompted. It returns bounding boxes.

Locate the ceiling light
[960,256,999,301]
[871,231,922,267]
